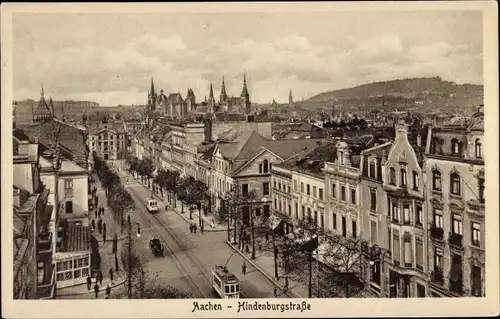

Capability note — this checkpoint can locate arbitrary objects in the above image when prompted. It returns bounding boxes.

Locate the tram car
[146,197,159,213]
[211,265,241,299]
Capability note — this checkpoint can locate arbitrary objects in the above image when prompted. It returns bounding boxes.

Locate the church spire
[220,76,227,104]
[150,77,155,96]
[209,82,215,101]
[41,83,44,98]
[288,88,293,107]
[240,72,250,114]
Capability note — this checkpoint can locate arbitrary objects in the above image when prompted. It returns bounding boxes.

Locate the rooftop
[58,222,91,253]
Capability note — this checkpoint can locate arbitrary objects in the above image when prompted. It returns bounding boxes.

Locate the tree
[120,227,192,299]
[153,169,169,198]
[165,170,181,206]
[184,179,209,227]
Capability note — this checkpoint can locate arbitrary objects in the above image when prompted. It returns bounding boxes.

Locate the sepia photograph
[1,1,498,318]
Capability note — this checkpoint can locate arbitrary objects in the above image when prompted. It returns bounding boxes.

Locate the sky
[13,10,483,106]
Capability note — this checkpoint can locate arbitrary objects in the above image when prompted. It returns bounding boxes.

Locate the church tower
[240,73,251,114]
[148,77,157,111]
[208,82,216,113]
[33,84,53,123]
[219,76,228,105]
[288,88,294,107]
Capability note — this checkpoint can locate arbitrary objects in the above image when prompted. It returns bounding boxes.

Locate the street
[117,168,283,298]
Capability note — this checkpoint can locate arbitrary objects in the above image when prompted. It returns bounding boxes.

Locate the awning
[267,214,283,231]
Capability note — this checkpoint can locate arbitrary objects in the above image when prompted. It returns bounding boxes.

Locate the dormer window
[450,173,461,196]
[400,169,407,187]
[478,178,485,203]
[339,151,344,165]
[451,138,460,155]
[475,139,482,158]
[432,170,442,191]
[389,167,396,185]
[412,171,419,190]
[369,161,375,179]
[263,160,269,173]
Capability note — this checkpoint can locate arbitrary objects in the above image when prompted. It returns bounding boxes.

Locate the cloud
[14,33,483,106]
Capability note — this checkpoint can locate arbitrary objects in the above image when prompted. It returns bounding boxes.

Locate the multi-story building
[87,120,127,160]
[424,106,485,297]
[13,133,54,299]
[359,121,428,298]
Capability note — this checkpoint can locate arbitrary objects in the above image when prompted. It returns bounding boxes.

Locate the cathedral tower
[148,77,157,111]
[240,73,251,114]
[219,76,228,105]
[288,89,294,107]
[208,82,216,113]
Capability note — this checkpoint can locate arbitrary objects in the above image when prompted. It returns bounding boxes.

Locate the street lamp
[136,222,141,238]
[361,242,391,297]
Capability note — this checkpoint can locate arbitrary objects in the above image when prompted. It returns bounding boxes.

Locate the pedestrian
[109,268,114,281]
[103,232,107,243]
[98,219,103,234]
[86,276,92,290]
[200,223,204,233]
[91,219,96,230]
[103,222,107,234]
[95,195,99,207]
[98,270,103,285]
[127,214,131,226]
[105,284,111,298]
[94,283,100,298]
[242,262,247,275]
[189,224,193,233]
[274,287,277,297]
[193,223,197,233]
[95,208,98,218]
[115,255,120,272]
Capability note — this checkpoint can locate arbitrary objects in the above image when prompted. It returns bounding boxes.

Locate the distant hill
[301,77,483,116]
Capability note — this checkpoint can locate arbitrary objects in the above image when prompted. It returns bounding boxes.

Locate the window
[416,238,424,270]
[288,204,291,216]
[255,208,261,217]
[433,209,443,228]
[352,220,357,238]
[65,201,73,214]
[273,180,276,189]
[450,173,461,195]
[389,168,396,185]
[478,178,485,203]
[370,221,377,244]
[278,182,282,190]
[274,198,277,208]
[393,231,400,265]
[263,205,270,219]
[263,160,269,173]
[331,183,336,198]
[242,184,249,196]
[452,214,463,235]
[400,169,407,187]
[471,265,482,297]
[341,216,347,237]
[332,213,337,230]
[472,222,481,246]
[339,151,344,165]
[318,188,323,200]
[417,283,426,297]
[350,189,356,205]
[403,204,410,224]
[341,186,346,201]
[64,179,73,189]
[432,170,442,191]
[371,260,381,286]
[475,139,482,158]
[288,186,291,193]
[259,164,263,173]
[388,227,392,251]
[263,182,270,196]
[392,203,399,222]
[295,203,298,219]
[451,138,460,155]
[320,213,324,229]
[307,208,312,223]
[314,211,318,224]
[301,182,304,193]
[434,247,443,269]
[293,180,297,191]
[306,184,310,196]
[413,171,419,190]
[415,204,423,226]
[369,162,375,179]
[403,234,412,267]
[313,186,317,198]
[302,205,305,219]
[370,189,377,211]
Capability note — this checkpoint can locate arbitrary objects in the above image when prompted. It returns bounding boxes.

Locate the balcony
[430,225,444,242]
[37,232,53,257]
[431,268,444,285]
[448,232,464,250]
[36,264,56,299]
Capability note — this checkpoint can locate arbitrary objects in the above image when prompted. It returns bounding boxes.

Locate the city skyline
[13,10,483,106]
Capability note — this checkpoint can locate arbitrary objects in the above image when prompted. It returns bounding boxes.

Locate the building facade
[424,107,485,297]
[87,121,127,160]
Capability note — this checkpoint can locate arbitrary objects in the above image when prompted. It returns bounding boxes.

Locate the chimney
[416,133,422,147]
[478,104,484,114]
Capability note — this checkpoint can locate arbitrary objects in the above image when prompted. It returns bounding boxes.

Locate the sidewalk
[125,170,227,232]
[226,240,310,298]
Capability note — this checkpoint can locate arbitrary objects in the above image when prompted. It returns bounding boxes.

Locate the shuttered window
[404,234,413,266]
[370,221,377,244]
[393,230,400,265]
[416,238,424,270]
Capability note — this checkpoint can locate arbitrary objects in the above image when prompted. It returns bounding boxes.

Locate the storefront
[54,252,91,288]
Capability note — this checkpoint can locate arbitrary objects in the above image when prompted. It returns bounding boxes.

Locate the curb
[56,277,126,297]
[126,172,227,232]
[225,240,301,298]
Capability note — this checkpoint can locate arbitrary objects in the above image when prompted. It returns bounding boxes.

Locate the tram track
[127,185,211,298]
[121,170,247,298]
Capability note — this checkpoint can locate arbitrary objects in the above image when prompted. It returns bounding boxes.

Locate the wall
[58,174,89,214]
[13,163,33,193]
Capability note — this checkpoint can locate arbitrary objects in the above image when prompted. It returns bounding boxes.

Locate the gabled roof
[218,130,264,160]
[168,93,183,104]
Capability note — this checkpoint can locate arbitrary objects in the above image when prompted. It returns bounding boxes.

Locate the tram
[146,197,159,213]
[211,265,241,299]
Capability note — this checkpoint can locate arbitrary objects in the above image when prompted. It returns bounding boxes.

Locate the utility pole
[272,231,279,279]
[251,206,256,259]
[308,252,313,298]
[127,221,132,299]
